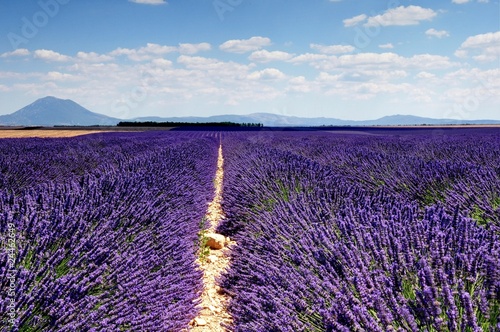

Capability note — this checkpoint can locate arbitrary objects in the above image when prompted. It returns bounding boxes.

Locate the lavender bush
[218,131,500,331]
[0,132,218,331]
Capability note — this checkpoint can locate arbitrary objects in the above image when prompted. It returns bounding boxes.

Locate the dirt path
[191,144,235,331]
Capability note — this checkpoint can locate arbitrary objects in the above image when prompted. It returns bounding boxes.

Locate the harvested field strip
[0,130,113,138]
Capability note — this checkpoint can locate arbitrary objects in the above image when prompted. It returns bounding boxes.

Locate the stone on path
[205,233,226,250]
[194,317,207,326]
[207,255,218,263]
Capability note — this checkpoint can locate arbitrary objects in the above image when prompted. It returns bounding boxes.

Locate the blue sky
[0,0,499,120]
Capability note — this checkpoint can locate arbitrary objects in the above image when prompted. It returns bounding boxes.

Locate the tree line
[117,121,263,128]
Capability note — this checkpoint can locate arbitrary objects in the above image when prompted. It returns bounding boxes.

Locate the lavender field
[1,132,219,331]
[219,130,500,331]
[1,129,500,331]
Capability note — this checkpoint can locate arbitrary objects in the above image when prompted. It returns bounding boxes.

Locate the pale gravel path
[190,144,235,332]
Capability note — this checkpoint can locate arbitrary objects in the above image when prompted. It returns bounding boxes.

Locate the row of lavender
[1,132,218,331]
[218,131,500,331]
[266,131,500,232]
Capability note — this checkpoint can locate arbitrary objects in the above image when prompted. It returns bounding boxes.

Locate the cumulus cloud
[0,49,30,58]
[140,43,177,55]
[293,52,457,72]
[289,53,329,64]
[151,58,173,68]
[129,0,166,5]
[110,43,210,59]
[76,51,114,62]
[379,43,394,49]
[44,71,80,82]
[416,71,436,79]
[452,0,489,3]
[109,43,177,61]
[34,49,71,62]
[364,6,436,27]
[177,55,251,77]
[425,29,450,38]
[219,37,272,54]
[455,31,500,62]
[248,50,293,63]
[287,76,316,93]
[343,14,367,27]
[310,44,355,54]
[177,55,222,69]
[248,68,286,80]
[178,43,211,54]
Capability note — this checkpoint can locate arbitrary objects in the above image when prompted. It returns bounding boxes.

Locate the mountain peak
[0,96,119,126]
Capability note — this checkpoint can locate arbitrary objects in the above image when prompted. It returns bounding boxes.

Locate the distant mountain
[1,97,499,127]
[359,115,500,126]
[0,96,119,126]
[134,113,500,127]
[132,113,352,126]
[133,114,260,124]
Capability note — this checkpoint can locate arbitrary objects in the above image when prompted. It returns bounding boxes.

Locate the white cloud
[416,71,436,79]
[407,54,456,69]
[289,53,329,64]
[452,0,489,3]
[364,6,437,27]
[248,50,293,63]
[287,76,316,93]
[176,55,252,77]
[379,43,394,49]
[0,71,40,80]
[310,44,355,54]
[129,0,166,5]
[177,55,222,69]
[140,43,177,55]
[34,49,71,62]
[317,72,342,83]
[151,58,173,68]
[109,43,177,61]
[0,49,30,58]
[178,43,211,54]
[248,68,286,80]
[343,14,367,27]
[76,51,114,62]
[425,28,450,38]
[295,52,457,72]
[459,31,500,49]
[44,71,80,82]
[455,31,500,62]
[219,37,272,54]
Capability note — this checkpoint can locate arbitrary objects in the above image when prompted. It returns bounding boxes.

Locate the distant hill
[0,96,119,126]
[358,114,500,126]
[134,113,500,127]
[1,97,499,127]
